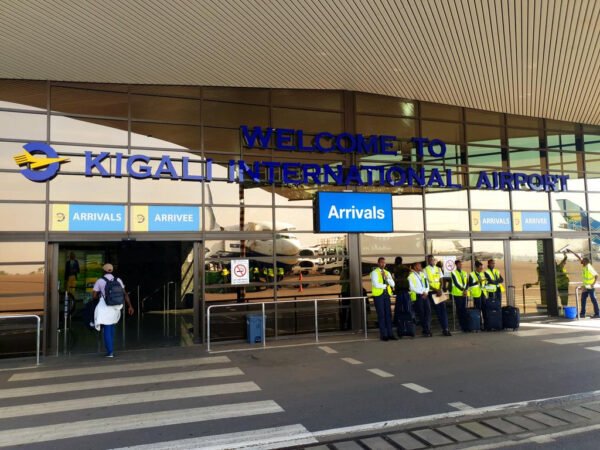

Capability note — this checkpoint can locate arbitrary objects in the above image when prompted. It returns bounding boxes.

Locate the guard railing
[0,314,41,365]
[206,296,368,352]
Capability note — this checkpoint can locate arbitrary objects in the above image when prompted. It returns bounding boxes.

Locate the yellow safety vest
[425,265,442,290]
[484,268,505,293]
[469,272,486,298]
[372,269,393,296]
[451,270,468,297]
[222,268,229,276]
[408,271,428,302]
[278,267,284,275]
[267,268,274,277]
[583,264,596,287]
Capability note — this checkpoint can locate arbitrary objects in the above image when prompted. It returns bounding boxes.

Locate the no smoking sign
[231,259,250,285]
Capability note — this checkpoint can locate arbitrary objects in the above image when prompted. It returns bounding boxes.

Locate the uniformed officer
[469,260,487,310]
[221,266,230,284]
[569,250,600,318]
[484,259,505,304]
[370,257,396,341]
[277,266,285,282]
[267,267,275,284]
[424,255,451,336]
[252,266,260,283]
[556,253,570,307]
[408,261,431,337]
[451,260,471,332]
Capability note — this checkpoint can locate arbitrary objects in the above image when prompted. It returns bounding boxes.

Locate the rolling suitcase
[502,285,520,331]
[396,300,416,338]
[464,296,481,332]
[483,297,502,331]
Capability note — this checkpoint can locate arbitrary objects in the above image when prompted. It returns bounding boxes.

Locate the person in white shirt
[370,257,396,341]
[408,261,432,337]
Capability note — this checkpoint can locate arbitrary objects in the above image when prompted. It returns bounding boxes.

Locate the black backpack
[103,276,125,306]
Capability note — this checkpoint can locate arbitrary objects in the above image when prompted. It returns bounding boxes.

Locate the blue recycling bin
[246,314,264,344]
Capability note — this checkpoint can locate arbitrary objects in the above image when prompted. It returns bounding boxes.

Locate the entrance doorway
[52,241,195,354]
[472,239,558,315]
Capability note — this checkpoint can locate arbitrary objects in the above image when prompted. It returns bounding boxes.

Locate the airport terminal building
[1,2,599,357]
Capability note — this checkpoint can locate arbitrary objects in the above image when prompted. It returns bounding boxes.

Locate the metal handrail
[0,315,41,365]
[206,296,368,352]
[576,286,582,321]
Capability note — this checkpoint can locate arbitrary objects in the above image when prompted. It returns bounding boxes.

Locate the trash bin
[564,306,577,320]
[246,314,264,344]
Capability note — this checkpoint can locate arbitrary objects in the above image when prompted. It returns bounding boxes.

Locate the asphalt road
[1,320,600,449]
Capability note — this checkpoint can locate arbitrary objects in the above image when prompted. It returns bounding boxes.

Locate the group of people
[370,255,505,340]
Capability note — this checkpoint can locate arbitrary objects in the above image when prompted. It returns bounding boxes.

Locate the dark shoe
[443,330,452,336]
[580,314,586,318]
[381,337,389,341]
[104,353,114,358]
[593,315,600,319]
[422,332,433,337]
[389,336,398,341]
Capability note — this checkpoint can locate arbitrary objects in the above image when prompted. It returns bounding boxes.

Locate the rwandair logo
[14,143,69,182]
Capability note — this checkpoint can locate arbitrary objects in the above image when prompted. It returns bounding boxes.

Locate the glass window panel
[356,93,415,116]
[271,89,342,111]
[131,122,201,150]
[511,191,549,210]
[0,204,45,231]
[0,111,46,140]
[507,115,539,128]
[392,194,423,208]
[587,177,600,192]
[0,264,45,312]
[427,239,471,261]
[552,211,587,232]
[50,174,128,202]
[0,243,45,263]
[361,233,424,256]
[466,125,501,145]
[583,133,600,152]
[471,190,510,210]
[589,213,600,232]
[205,127,241,153]
[51,116,127,145]
[203,101,269,128]
[244,185,273,206]
[0,79,47,111]
[129,85,201,97]
[355,115,415,138]
[272,108,343,134]
[421,120,460,143]
[587,194,600,210]
[51,87,128,117]
[468,146,503,167]
[393,209,423,231]
[427,210,469,231]
[509,149,542,170]
[131,95,201,124]
[585,152,600,172]
[508,128,540,148]
[548,151,580,172]
[206,180,248,204]
[425,190,468,209]
[274,208,314,231]
[546,120,575,132]
[202,87,269,105]
[547,132,577,151]
[0,172,46,200]
[421,102,461,121]
[208,207,275,231]
[465,109,501,125]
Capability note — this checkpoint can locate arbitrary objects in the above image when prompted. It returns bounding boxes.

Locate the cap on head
[102,263,114,273]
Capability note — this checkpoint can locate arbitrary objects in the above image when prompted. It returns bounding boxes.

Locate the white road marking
[0,401,284,447]
[111,424,316,450]
[520,323,600,331]
[318,346,338,354]
[367,368,394,378]
[402,383,432,394]
[448,402,473,410]
[9,356,231,381]
[341,357,363,365]
[514,328,583,337]
[543,335,600,345]
[0,367,244,400]
[585,346,600,352]
[0,382,260,419]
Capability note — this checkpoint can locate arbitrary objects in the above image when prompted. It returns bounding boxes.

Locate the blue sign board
[69,204,126,232]
[315,192,393,233]
[147,206,200,232]
[518,211,551,232]
[472,211,512,232]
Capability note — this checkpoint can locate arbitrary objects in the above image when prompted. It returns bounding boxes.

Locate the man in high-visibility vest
[556,253,570,307]
[424,255,451,336]
[469,260,487,310]
[484,259,505,304]
[408,261,431,337]
[451,260,472,332]
[277,267,285,282]
[569,250,599,318]
[370,257,396,341]
[221,266,230,284]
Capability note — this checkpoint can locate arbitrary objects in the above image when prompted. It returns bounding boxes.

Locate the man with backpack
[92,263,134,358]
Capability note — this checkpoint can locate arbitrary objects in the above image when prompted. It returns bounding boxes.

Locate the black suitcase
[464,296,481,332]
[483,300,502,331]
[502,285,520,331]
[396,302,416,337]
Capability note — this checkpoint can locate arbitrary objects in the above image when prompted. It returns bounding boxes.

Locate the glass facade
[1,80,597,354]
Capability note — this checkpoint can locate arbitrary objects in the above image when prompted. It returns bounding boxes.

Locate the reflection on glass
[0,204,45,231]
[51,174,128,203]
[0,264,45,312]
[0,242,45,263]
[361,233,424,256]
[0,172,46,201]
[511,191,549,211]
[0,111,47,141]
[393,210,424,231]
[471,190,510,210]
[427,210,469,231]
[511,240,545,312]
[425,190,467,209]
[51,116,127,145]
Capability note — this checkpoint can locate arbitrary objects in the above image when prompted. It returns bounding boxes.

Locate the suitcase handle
[507,285,516,307]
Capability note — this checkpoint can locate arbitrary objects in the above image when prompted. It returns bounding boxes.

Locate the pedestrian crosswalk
[513,325,600,353]
[0,355,316,449]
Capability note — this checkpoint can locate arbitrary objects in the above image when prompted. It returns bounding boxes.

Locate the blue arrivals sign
[314,192,393,233]
[471,211,512,232]
[131,205,201,232]
[51,204,126,232]
[513,211,551,232]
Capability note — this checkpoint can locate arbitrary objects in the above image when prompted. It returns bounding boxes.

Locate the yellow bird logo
[13,150,70,169]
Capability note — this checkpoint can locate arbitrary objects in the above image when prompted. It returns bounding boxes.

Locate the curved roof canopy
[1,0,599,124]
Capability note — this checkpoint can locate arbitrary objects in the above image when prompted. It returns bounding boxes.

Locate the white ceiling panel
[0,0,599,124]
